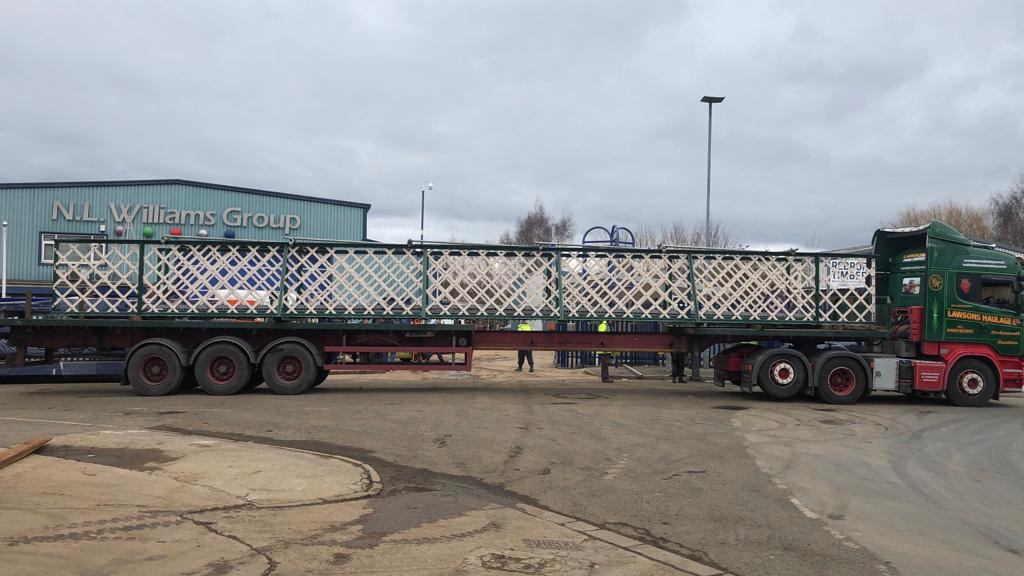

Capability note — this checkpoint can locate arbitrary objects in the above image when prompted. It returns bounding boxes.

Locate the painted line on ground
[0,417,117,428]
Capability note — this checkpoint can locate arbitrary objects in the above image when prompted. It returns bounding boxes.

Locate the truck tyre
[816,358,866,405]
[945,359,996,407]
[311,368,330,388]
[127,344,183,396]
[757,356,806,399]
[194,343,252,396]
[262,343,316,395]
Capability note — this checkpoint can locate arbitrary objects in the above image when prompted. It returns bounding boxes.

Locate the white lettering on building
[52,200,302,233]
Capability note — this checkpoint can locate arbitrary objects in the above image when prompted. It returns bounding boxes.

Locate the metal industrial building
[0,179,371,294]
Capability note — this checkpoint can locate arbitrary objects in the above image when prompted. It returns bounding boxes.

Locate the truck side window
[956,274,1018,312]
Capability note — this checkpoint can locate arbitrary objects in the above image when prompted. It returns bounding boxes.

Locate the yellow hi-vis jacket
[517,322,533,332]
[597,320,609,355]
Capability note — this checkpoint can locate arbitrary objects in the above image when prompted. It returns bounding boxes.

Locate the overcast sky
[1,1,1022,249]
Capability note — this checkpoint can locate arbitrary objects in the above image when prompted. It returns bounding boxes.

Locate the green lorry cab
[872,220,1024,404]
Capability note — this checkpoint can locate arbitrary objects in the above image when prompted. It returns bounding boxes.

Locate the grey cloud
[1,0,1022,248]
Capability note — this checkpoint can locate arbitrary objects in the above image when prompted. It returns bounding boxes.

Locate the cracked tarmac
[4,350,1019,575]
[0,428,723,575]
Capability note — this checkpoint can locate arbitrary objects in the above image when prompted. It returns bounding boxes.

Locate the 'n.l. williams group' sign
[51,201,302,233]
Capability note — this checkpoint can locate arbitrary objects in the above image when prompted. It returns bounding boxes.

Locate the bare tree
[885,201,993,240]
[990,176,1024,247]
[635,222,690,248]
[636,219,738,248]
[499,200,576,245]
[803,231,822,251]
[691,220,739,248]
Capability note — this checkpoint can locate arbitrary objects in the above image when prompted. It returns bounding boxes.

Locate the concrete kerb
[43,428,382,508]
[144,428,385,505]
[165,432,386,503]
[516,503,725,576]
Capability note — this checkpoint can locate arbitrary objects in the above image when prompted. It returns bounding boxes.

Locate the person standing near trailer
[515,320,534,372]
[670,352,686,383]
[597,320,613,383]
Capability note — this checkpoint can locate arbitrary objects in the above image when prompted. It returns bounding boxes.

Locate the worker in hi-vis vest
[515,320,534,373]
[597,320,613,383]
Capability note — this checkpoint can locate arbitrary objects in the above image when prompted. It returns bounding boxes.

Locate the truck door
[941,272,1022,357]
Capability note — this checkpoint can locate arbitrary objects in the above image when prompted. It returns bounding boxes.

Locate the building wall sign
[51,201,302,233]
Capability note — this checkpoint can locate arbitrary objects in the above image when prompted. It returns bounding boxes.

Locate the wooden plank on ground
[0,437,51,470]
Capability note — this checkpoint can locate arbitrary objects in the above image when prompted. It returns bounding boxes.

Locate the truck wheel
[262,343,316,395]
[127,344,183,396]
[816,358,866,405]
[945,359,996,407]
[311,368,330,388]
[758,357,806,399]
[194,343,252,395]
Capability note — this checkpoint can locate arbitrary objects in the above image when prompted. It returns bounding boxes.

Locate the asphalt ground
[2,350,1022,576]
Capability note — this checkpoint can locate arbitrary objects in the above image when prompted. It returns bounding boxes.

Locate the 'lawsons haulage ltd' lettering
[946,309,1022,326]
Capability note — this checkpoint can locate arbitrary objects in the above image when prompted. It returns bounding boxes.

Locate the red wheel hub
[275,356,303,383]
[957,370,985,396]
[207,355,236,383]
[827,367,855,396]
[140,355,168,384]
[770,360,796,386]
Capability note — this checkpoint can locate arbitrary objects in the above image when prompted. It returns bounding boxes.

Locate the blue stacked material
[554,320,664,369]
[0,296,52,314]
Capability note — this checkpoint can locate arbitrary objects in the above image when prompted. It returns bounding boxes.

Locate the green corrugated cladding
[0,181,369,286]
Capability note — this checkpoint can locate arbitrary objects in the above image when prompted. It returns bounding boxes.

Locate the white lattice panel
[693,255,818,321]
[53,242,140,314]
[49,240,876,324]
[142,244,284,314]
[560,252,693,319]
[282,246,422,315]
[427,249,559,317]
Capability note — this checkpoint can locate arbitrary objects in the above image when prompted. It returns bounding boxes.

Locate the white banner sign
[825,258,868,289]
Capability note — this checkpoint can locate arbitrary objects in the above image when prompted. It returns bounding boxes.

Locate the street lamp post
[1,221,7,299]
[420,180,433,243]
[700,95,724,247]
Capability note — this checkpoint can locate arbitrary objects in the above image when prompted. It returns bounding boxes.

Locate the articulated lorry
[0,220,1020,406]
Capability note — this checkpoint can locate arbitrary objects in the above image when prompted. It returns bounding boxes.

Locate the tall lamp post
[420,180,432,243]
[1,221,7,299]
[700,95,724,247]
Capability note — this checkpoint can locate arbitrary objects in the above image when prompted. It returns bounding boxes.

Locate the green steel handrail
[51,238,877,324]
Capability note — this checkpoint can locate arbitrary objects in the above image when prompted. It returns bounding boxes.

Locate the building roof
[0,178,371,211]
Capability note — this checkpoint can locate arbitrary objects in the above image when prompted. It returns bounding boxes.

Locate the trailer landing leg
[689,338,703,382]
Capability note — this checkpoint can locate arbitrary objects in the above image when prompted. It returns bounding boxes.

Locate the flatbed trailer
[1,220,1020,405]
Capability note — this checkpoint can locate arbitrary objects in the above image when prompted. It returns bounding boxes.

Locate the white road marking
[602,453,630,479]
[0,417,116,428]
[789,496,860,549]
[117,407,233,412]
[740,416,862,550]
